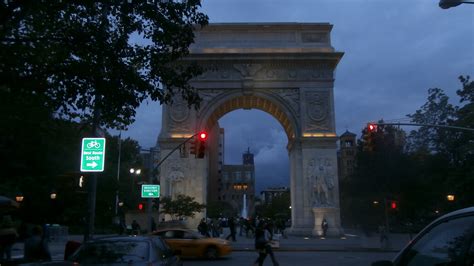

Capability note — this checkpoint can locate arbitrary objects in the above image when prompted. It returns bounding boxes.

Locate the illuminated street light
[130,168,135,174]
[118,201,124,207]
[373,200,379,205]
[447,194,455,201]
[50,191,57,200]
[16,193,24,203]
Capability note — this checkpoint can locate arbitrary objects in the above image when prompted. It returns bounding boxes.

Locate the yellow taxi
[152,228,232,259]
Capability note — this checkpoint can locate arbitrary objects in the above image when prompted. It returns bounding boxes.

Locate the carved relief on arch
[303,91,331,132]
[168,96,191,133]
[268,88,301,118]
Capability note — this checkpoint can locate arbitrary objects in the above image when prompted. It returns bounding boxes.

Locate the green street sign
[80,138,106,172]
[141,184,160,198]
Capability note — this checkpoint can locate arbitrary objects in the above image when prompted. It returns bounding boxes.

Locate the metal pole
[374,122,474,132]
[146,134,198,232]
[115,131,122,216]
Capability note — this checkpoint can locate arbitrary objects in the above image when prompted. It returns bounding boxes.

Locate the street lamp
[447,194,455,201]
[439,0,474,9]
[373,200,379,205]
[50,191,57,200]
[16,193,24,203]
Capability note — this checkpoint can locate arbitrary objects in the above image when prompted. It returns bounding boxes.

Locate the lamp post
[446,194,455,202]
[439,0,474,9]
[130,168,141,205]
[50,191,57,200]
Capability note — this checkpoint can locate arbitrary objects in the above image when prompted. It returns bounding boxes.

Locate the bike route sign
[141,184,160,198]
[80,138,106,172]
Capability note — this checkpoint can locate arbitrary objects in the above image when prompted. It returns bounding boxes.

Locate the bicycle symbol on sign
[86,140,101,149]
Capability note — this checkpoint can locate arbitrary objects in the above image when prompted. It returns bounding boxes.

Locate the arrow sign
[141,185,160,198]
[80,138,106,172]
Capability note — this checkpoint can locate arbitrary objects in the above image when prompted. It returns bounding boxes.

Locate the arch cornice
[197,89,301,142]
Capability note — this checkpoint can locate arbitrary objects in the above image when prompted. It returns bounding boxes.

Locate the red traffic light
[138,203,144,210]
[390,201,397,210]
[367,123,378,132]
[198,132,208,141]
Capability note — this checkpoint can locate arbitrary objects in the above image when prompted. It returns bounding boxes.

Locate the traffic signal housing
[363,122,378,152]
[189,140,197,155]
[367,123,378,133]
[138,203,144,211]
[196,131,208,159]
[390,200,398,210]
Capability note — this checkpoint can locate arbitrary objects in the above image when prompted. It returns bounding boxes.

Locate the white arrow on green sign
[80,138,106,172]
[141,184,160,198]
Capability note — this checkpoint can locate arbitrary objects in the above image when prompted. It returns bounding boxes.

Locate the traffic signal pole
[147,132,206,232]
[369,122,474,132]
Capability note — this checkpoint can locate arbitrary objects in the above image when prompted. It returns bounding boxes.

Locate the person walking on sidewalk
[225,217,236,242]
[0,216,17,261]
[321,218,329,238]
[24,226,51,262]
[253,221,279,266]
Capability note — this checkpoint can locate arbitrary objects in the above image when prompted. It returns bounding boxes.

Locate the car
[21,235,182,266]
[152,228,232,259]
[372,206,474,266]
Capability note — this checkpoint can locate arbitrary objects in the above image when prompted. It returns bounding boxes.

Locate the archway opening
[205,107,291,221]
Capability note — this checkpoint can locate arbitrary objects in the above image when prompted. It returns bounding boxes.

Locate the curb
[232,247,400,253]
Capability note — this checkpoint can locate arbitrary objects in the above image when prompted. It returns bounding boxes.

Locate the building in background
[208,124,225,203]
[260,186,290,204]
[337,130,357,181]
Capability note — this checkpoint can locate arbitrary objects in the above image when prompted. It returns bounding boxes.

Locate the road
[182,251,397,266]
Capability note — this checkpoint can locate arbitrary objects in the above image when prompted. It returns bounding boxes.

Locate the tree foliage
[341,76,474,232]
[160,194,205,220]
[1,0,208,129]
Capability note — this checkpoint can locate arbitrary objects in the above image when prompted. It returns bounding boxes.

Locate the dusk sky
[117,0,474,193]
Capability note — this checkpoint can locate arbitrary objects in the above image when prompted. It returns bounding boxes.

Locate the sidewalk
[10,229,411,260]
[225,229,411,252]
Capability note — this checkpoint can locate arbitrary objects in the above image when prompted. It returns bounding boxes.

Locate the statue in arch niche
[307,158,335,207]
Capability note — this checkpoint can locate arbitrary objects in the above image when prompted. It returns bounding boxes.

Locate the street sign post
[141,184,160,198]
[80,138,106,172]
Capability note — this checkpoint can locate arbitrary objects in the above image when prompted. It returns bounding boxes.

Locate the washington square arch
[158,23,344,236]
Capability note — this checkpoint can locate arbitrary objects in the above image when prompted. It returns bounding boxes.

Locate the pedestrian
[253,220,279,266]
[239,217,244,236]
[264,221,279,266]
[198,218,210,237]
[151,218,157,232]
[321,218,329,237]
[24,225,51,262]
[131,220,141,235]
[225,217,237,242]
[0,216,17,261]
[379,225,389,249]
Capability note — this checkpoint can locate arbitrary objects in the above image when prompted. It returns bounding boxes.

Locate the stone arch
[158,23,344,236]
[198,91,300,142]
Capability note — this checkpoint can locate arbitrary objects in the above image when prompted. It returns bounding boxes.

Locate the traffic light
[196,131,208,159]
[138,203,144,211]
[189,140,197,155]
[390,200,398,210]
[363,123,377,152]
[367,123,378,133]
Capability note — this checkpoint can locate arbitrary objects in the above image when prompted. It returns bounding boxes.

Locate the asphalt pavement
[9,228,411,261]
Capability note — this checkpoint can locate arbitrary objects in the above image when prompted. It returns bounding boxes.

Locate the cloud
[125,0,473,191]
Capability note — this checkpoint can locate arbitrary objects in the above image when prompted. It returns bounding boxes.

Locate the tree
[406,88,457,156]
[1,1,208,130]
[160,195,205,220]
[206,200,235,218]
